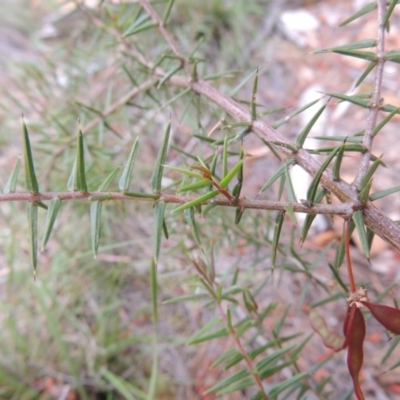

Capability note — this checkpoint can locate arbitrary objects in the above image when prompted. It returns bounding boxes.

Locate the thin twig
[353,0,387,187]
[0,191,353,215]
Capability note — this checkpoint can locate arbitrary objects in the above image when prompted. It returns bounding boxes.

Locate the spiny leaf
[307,145,340,204]
[296,104,327,148]
[203,369,250,395]
[74,127,88,193]
[352,210,370,259]
[184,207,202,247]
[251,68,259,120]
[97,166,120,192]
[273,98,321,129]
[283,163,296,203]
[222,134,228,178]
[153,200,166,265]
[41,197,61,251]
[314,39,376,53]
[334,221,355,270]
[220,160,244,189]
[370,185,400,201]
[229,67,258,97]
[383,0,398,27]
[3,157,21,193]
[333,142,346,181]
[67,159,76,191]
[151,121,171,193]
[162,0,175,24]
[358,156,383,191]
[272,211,284,271]
[172,190,219,214]
[28,203,38,278]
[22,118,39,193]
[325,92,370,108]
[328,50,377,62]
[124,20,157,37]
[385,50,400,64]
[100,368,147,400]
[355,62,376,88]
[163,165,203,179]
[301,189,326,243]
[150,258,158,324]
[177,178,211,193]
[372,107,400,137]
[119,137,139,191]
[157,65,182,89]
[258,159,296,194]
[339,2,376,26]
[91,201,102,259]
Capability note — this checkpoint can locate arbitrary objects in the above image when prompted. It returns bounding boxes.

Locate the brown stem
[0,191,353,215]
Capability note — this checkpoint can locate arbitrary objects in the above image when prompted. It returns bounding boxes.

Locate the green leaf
[204,369,250,395]
[352,210,370,259]
[358,156,383,191]
[41,197,62,251]
[383,0,398,27]
[256,345,296,375]
[74,128,88,193]
[119,137,139,191]
[67,159,76,191]
[100,367,147,400]
[22,118,39,193]
[124,20,157,37]
[151,121,171,193]
[370,185,400,201]
[229,68,258,97]
[187,317,223,344]
[162,0,175,24]
[301,189,326,243]
[28,203,38,278]
[354,62,376,88]
[251,68,259,120]
[91,201,102,259]
[314,39,376,53]
[3,157,21,193]
[150,258,158,324]
[177,178,211,193]
[222,134,228,178]
[153,201,166,264]
[307,145,340,204]
[184,207,202,247]
[385,50,400,64]
[98,166,120,192]
[372,107,400,137]
[334,220,355,270]
[339,2,376,26]
[163,165,203,179]
[325,92,370,108]
[157,65,182,89]
[273,98,321,129]
[220,160,244,189]
[296,104,327,148]
[172,190,219,214]
[332,142,346,181]
[283,163,296,202]
[329,49,377,62]
[258,159,296,194]
[123,191,158,199]
[272,211,284,270]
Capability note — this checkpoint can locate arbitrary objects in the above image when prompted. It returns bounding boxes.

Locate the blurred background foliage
[0,0,399,399]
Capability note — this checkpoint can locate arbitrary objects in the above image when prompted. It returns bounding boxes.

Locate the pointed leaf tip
[22,119,39,193]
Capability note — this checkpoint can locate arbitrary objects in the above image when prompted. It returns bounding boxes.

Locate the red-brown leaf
[361,301,400,335]
[346,305,366,400]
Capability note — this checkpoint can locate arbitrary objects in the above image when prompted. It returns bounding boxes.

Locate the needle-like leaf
[3,157,21,193]
[90,201,102,259]
[28,203,38,278]
[22,118,39,193]
[41,197,61,251]
[119,137,139,191]
[151,121,171,193]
